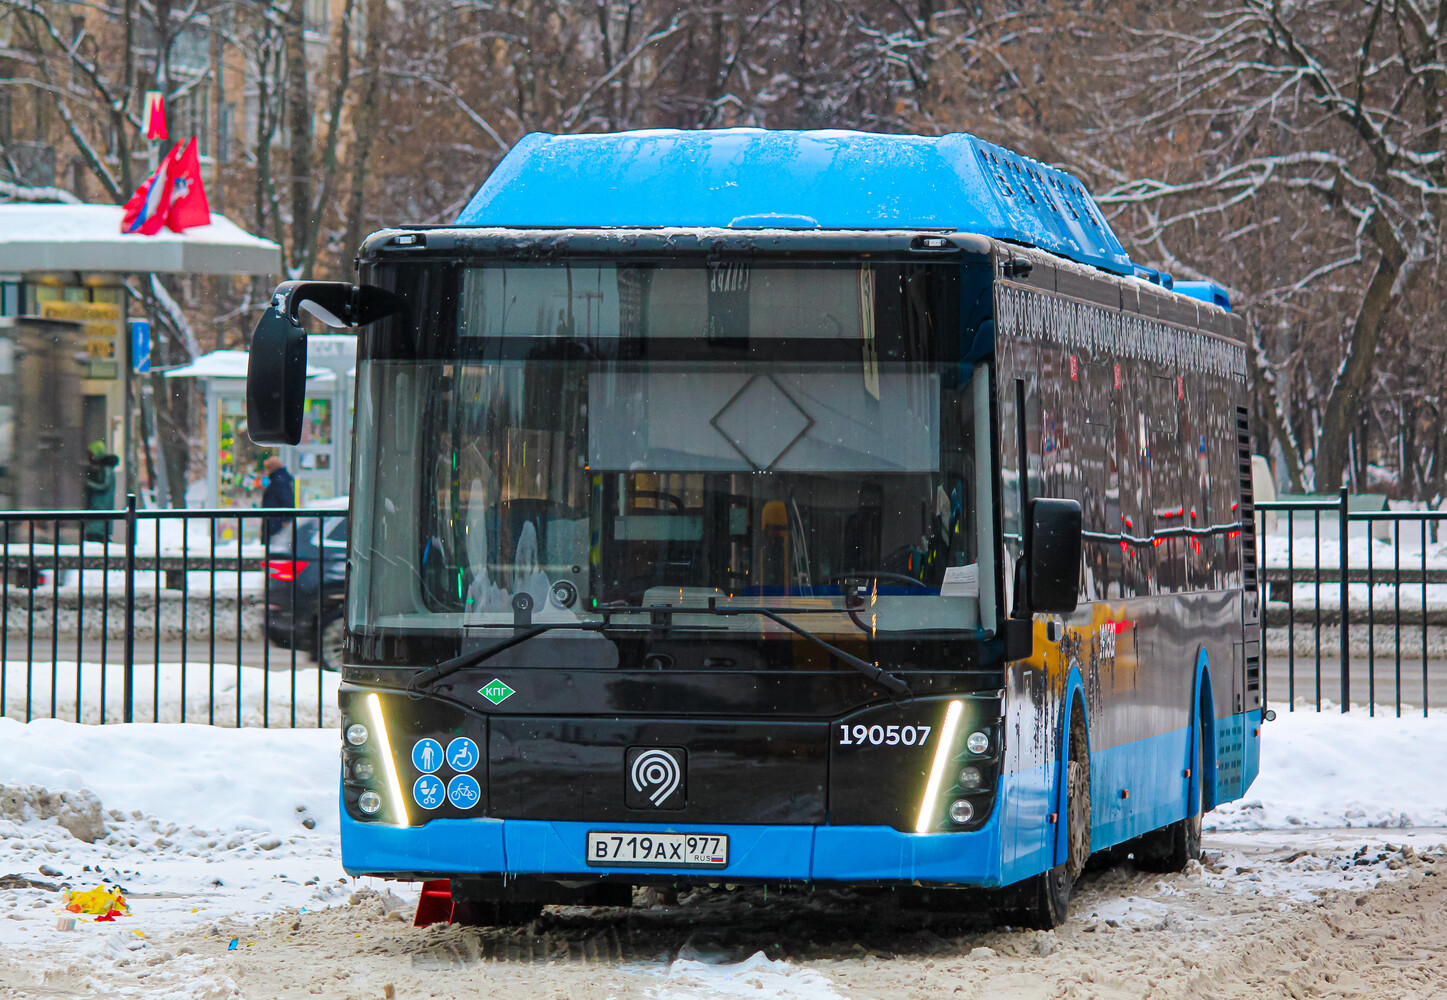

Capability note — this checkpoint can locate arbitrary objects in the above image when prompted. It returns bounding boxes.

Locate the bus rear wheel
[1135,721,1204,872]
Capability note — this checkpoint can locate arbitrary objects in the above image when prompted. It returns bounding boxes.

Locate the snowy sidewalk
[0,705,1445,998]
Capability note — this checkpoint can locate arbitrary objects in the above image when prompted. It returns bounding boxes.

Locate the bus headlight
[948,798,975,824]
[354,759,376,781]
[959,765,983,788]
[966,731,989,755]
[346,723,369,746]
[358,791,383,815]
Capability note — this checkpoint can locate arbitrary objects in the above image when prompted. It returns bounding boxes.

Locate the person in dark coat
[260,455,296,539]
[84,441,119,541]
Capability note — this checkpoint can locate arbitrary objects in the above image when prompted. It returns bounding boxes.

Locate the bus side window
[1150,372,1187,595]
[1081,359,1118,602]
[1180,372,1211,592]
[1116,364,1149,599]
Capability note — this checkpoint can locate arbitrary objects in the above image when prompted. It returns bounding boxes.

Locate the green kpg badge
[479,678,515,705]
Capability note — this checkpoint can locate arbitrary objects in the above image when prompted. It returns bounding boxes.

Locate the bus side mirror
[1028,498,1082,614]
[246,305,307,445]
[246,281,404,446]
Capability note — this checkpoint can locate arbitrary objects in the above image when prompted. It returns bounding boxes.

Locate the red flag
[165,138,211,232]
[143,92,168,142]
[119,153,175,235]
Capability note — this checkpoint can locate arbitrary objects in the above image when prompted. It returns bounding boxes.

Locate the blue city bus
[246,129,1261,928]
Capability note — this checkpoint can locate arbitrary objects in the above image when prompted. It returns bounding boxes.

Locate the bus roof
[456,129,1137,274]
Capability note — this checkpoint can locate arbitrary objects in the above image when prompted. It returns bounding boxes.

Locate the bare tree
[1099,1,1447,491]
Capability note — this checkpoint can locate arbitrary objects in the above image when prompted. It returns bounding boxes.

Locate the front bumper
[339,806,1008,886]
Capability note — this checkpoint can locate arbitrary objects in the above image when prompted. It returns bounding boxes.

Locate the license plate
[586,831,729,868]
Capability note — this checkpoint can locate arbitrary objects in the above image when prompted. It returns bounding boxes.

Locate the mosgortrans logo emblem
[479,678,515,705]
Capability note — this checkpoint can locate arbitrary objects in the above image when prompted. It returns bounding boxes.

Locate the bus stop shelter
[0,203,281,510]
[164,345,352,511]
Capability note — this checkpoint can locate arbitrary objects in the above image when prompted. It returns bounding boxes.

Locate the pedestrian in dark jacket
[84,441,119,541]
[260,455,296,539]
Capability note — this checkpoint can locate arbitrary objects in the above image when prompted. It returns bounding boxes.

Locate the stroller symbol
[413,775,444,810]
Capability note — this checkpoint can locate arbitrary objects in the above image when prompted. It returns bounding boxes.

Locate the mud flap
[414,879,454,926]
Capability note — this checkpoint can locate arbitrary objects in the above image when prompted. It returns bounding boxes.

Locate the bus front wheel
[999,704,1087,930]
[1000,864,1071,930]
[449,899,544,927]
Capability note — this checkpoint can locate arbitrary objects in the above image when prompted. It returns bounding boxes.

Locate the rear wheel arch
[1192,649,1217,811]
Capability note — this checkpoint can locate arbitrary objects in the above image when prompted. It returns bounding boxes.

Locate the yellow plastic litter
[62,885,129,919]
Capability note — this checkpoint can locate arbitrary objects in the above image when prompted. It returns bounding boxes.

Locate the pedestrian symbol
[446,737,479,772]
[411,738,443,774]
[413,775,445,810]
[447,774,481,809]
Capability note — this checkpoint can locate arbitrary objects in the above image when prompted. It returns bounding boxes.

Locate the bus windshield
[348,260,996,643]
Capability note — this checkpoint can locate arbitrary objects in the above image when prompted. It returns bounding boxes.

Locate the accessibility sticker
[447,774,481,809]
[479,679,515,706]
[411,738,443,774]
[446,737,479,772]
[413,774,445,810]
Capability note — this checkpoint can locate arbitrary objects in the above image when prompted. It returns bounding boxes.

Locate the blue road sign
[447,774,481,809]
[411,738,443,774]
[446,737,479,772]
[413,774,445,810]
[129,319,150,374]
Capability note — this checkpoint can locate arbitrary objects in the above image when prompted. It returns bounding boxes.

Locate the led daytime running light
[365,692,408,826]
[915,700,964,834]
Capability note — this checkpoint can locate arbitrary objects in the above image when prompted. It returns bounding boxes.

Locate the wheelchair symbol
[446,737,479,772]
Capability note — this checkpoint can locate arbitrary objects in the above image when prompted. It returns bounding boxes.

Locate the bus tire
[1135,721,1204,873]
[449,899,544,927]
[999,704,1086,930]
[1000,864,1071,930]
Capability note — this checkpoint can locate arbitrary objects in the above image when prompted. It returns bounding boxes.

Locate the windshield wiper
[697,598,911,696]
[407,599,911,699]
[407,620,604,698]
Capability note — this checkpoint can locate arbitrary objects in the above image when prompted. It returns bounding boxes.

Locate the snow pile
[645,951,847,1000]
[0,718,338,841]
[1208,703,1447,831]
[0,718,348,951]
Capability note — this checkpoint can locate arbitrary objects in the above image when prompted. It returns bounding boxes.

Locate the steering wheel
[829,572,930,590]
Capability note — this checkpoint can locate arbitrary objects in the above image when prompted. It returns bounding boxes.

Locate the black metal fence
[1257,490,1442,716]
[1,491,1439,727]
[0,495,341,728]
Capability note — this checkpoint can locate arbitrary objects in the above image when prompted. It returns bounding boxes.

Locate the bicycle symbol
[447,774,481,809]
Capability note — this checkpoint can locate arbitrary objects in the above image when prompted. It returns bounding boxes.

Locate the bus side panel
[994,308,1061,886]
[999,659,1058,884]
[995,273,1255,860]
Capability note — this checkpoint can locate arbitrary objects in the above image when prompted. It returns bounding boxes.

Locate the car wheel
[315,613,346,672]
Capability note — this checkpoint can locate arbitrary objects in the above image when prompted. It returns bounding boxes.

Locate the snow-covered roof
[459,128,1134,274]
[0,204,281,275]
[163,349,333,381]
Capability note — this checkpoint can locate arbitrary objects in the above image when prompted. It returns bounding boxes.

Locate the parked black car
[264,512,347,669]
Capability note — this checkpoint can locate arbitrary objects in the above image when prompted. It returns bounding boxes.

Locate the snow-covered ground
[1,659,341,727]
[0,705,1444,998]
[1208,704,1447,830]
